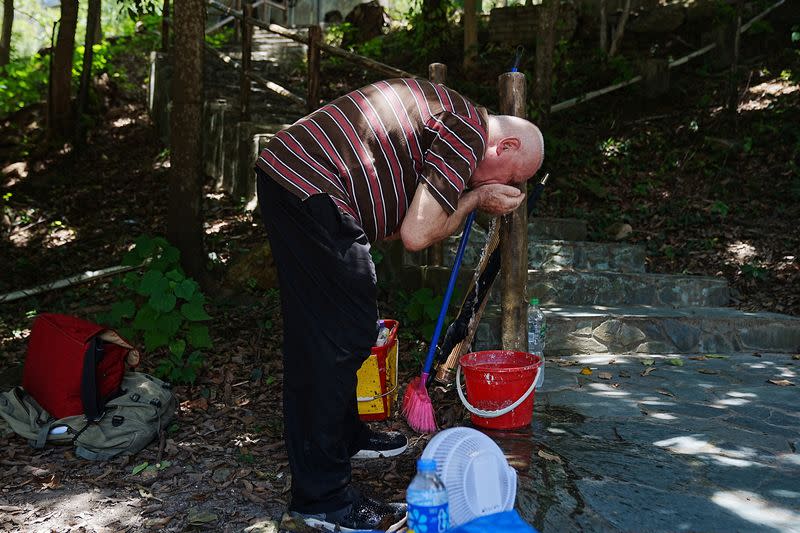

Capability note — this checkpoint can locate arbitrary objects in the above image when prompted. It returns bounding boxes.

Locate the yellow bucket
[356,319,399,421]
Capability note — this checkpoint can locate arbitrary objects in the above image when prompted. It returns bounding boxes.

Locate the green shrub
[99,235,213,384]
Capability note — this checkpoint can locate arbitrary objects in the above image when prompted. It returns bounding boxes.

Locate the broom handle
[421,210,477,379]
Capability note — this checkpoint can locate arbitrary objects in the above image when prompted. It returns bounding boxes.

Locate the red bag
[22,314,140,420]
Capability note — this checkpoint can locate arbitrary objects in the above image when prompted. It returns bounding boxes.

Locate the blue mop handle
[422,210,477,376]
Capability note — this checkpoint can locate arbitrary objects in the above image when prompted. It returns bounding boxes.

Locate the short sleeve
[420,111,487,215]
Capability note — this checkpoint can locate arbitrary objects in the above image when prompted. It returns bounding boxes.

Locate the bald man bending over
[255,78,544,531]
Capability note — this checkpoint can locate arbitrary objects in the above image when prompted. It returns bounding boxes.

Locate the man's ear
[496,137,521,155]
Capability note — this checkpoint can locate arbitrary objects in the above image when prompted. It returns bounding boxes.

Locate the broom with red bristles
[402,211,477,433]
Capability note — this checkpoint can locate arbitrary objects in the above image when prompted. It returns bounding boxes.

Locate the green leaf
[132,461,149,475]
[175,279,198,301]
[138,270,165,296]
[181,300,211,321]
[667,358,684,366]
[188,323,213,348]
[133,304,160,331]
[134,235,155,259]
[149,290,177,313]
[151,246,180,272]
[118,327,135,342]
[121,251,141,267]
[144,329,170,351]
[169,339,186,357]
[122,272,140,289]
[155,310,183,338]
[111,299,136,321]
[641,359,655,366]
[165,269,184,282]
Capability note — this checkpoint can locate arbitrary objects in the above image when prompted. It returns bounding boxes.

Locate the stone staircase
[389,217,800,356]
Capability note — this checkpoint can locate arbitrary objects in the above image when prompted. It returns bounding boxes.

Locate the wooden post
[240,0,252,121]
[427,62,448,267]
[307,24,321,114]
[234,0,241,42]
[641,58,669,99]
[726,0,744,117]
[463,0,478,71]
[498,72,528,352]
[161,0,170,52]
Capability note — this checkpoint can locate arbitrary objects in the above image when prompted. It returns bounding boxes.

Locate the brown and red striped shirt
[256,78,488,243]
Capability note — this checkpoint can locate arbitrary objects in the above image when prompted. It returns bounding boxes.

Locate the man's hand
[475,184,524,215]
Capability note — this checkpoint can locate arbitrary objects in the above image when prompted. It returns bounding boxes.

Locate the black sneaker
[287,494,407,532]
[352,430,408,459]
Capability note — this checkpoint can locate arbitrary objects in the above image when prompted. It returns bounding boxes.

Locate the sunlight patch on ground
[205,219,232,234]
[16,490,142,531]
[739,77,799,112]
[653,435,764,468]
[112,117,134,128]
[712,490,800,532]
[44,226,77,248]
[726,241,757,263]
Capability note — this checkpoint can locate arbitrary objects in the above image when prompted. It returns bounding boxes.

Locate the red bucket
[457,351,542,430]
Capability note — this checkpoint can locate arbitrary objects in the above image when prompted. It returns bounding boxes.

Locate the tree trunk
[599,0,607,54]
[161,0,170,52]
[462,0,477,71]
[77,0,101,146]
[608,0,631,58]
[1,0,13,67]
[169,0,207,282]
[49,0,79,140]
[420,0,448,62]
[533,0,560,124]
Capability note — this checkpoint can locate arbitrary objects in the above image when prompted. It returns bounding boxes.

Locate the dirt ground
[1,13,799,532]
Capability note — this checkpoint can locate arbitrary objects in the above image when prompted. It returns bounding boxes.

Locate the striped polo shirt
[256,78,488,243]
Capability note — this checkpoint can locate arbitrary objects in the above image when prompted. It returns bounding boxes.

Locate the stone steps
[472,305,800,355]
[428,237,647,273]
[399,266,729,307]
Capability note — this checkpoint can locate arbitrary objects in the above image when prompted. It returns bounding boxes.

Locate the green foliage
[709,200,730,218]
[395,287,457,340]
[99,236,213,384]
[205,28,235,48]
[0,54,50,116]
[741,262,767,281]
[0,15,159,119]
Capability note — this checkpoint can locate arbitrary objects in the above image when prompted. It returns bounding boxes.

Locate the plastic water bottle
[406,459,449,533]
[527,298,546,355]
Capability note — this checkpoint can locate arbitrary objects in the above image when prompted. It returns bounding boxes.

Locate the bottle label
[407,503,449,533]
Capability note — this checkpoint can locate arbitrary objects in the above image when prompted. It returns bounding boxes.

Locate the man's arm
[399,183,523,252]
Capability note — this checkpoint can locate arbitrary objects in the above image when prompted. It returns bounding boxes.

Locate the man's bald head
[471,115,544,186]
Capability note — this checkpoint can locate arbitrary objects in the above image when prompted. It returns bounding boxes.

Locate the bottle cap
[530,298,539,306]
[417,458,437,472]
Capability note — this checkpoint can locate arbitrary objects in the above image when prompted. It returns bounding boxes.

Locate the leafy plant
[205,27,234,48]
[99,235,213,384]
[741,262,767,281]
[709,200,730,218]
[396,287,450,340]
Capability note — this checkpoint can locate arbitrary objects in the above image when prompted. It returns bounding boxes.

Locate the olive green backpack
[0,372,176,461]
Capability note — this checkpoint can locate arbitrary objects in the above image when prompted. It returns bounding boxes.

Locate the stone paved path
[489,353,800,533]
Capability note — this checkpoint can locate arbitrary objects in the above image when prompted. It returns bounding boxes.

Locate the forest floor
[0,16,799,533]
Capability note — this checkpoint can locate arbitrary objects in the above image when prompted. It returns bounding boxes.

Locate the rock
[244,519,280,533]
[226,243,278,291]
[635,341,674,354]
[606,222,633,241]
[592,319,645,348]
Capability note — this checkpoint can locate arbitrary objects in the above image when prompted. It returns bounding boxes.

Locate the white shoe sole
[351,442,408,459]
[300,504,407,532]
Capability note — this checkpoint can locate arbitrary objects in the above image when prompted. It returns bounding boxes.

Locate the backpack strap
[81,336,105,422]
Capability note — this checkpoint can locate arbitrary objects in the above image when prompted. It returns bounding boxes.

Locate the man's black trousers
[257,171,376,514]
